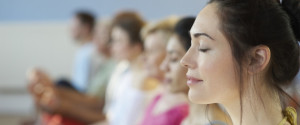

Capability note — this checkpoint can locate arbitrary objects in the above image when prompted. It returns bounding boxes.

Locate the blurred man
[26,10,118,124]
[27,20,115,125]
[69,11,96,92]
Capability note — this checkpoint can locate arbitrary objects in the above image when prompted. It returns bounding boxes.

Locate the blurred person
[69,11,97,92]
[139,17,190,125]
[180,0,300,125]
[141,16,178,81]
[104,11,157,125]
[27,20,115,125]
[159,17,232,125]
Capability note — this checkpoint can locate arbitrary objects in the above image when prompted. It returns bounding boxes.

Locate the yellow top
[279,107,297,125]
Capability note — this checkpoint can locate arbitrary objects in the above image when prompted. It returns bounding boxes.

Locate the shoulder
[279,106,297,125]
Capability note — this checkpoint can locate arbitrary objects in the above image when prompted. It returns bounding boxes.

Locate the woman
[160,17,232,125]
[181,0,300,125]
[139,17,190,125]
[104,11,156,125]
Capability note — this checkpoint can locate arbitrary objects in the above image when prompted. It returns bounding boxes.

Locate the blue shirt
[72,42,95,92]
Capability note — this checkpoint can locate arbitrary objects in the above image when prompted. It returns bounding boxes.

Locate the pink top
[140,94,189,125]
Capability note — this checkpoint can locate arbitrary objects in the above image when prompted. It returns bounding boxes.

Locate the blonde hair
[141,16,179,42]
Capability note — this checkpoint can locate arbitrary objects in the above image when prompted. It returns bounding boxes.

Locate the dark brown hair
[75,11,96,32]
[112,11,146,45]
[208,0,300,124]
[174,17,195,51]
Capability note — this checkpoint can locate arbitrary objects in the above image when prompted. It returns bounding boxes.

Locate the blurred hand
[26,69,61,112]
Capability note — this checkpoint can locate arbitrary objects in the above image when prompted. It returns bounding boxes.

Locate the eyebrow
[190,31,215,40]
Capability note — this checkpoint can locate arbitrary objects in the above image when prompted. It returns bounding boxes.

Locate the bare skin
[27,69,106,124]
[181,3,284,125]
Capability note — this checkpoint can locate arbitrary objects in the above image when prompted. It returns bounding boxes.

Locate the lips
[186,76,203,85]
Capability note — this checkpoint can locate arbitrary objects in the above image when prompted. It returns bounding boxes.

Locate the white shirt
[105,61,149,125]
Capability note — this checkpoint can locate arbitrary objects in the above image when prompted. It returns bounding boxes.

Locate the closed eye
[199,48,210,52]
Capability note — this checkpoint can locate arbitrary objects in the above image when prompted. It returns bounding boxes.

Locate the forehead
[145,32,168,48]
[112,26,130,41]
[190,3,220,35]
[167,36,185,53]
[112,27,125,35]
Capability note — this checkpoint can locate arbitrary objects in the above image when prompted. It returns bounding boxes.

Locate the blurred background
[0,0,208,124]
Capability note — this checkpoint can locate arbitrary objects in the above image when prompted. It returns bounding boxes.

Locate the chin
[188,89,212,104]
[169,88,179,94]
[173,88,187,94]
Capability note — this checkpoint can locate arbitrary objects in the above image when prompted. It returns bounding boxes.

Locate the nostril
[180,59,187,68]
[183,64,189,68]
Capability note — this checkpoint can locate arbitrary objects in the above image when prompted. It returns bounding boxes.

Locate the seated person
[104,11,158,125]
[139,17,190,125]
[27,20,115,125]
[70,11,98,92]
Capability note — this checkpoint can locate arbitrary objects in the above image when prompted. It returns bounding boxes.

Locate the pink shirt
[140,94,189,125]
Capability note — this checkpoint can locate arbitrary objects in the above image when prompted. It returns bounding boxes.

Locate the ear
[247,45,271,74]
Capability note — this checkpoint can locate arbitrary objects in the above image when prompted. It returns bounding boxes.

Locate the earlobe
[248,45,271,74]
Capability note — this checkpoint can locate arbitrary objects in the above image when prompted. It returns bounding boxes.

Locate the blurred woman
[104,11,157,125]
[181,0,300,125]
[139,17,189,125]
[160,17,232,125]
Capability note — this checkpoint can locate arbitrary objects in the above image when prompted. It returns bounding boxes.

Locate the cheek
[113,43,129,57]
[111,44,118,55]
[171,64,188,90]
[190,51,239,104]
[202,52,237,88]
[112,44,121,54]
[156,53,166,68]
[149,53,165,69]
[145,54,155,68]
[173,64,187,83]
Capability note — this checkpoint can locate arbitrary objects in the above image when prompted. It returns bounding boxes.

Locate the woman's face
[160,35,189,93]
[144,32,167,80]
[111,26,133,61]
[180,3,239,104]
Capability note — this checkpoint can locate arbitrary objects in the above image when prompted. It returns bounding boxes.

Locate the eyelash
[198,48,210,53]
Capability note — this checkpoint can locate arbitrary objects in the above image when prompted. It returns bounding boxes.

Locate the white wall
[0,22,78,90]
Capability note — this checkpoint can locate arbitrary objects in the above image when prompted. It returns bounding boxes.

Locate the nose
[180,56,189,68]
[180,48,196,69]
[160,57,169,72]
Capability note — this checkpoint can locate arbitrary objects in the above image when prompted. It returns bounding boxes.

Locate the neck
[128,52,142,70]
[187,103,232,125]
[222,90,283,125]
[189,103,207,117]
[128,50,142,67]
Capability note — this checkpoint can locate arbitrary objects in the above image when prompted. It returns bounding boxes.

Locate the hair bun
[282,0,300,41]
